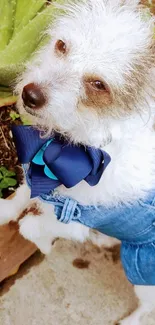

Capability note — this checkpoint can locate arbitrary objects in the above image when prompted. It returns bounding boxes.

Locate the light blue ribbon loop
[32,139,58,180]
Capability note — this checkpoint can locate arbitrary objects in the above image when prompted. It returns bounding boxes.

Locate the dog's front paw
[19,215,42,240]
[90,231,120,248]
[33,237,52,255]
[0,198,16,225]
[19,215,52,254]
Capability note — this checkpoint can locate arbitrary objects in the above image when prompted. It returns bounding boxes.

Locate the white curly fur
[1,1,155,324]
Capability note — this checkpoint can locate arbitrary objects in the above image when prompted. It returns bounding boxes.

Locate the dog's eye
[90,80,107,91]
[55,40,67,55]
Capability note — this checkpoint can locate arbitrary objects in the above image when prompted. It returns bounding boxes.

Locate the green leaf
[0,85,11,92]
[0,90,13,98]
[0,172,3,180]
[0,177,17,188]
[0,167,16,177]
[0,1,64,86]
[10,111,20,121]
[0,5,58,65]
[5,171,16,177]
[0,166,8,177]
[13,0,47,35]
[0,179,9,189]
[5,178,17,186]
[0,93,18,107]
[0,0,16,51]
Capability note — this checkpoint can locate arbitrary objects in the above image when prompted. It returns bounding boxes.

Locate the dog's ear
[92,0,140,9]
[109,0,140,8]
[123,0,140,6]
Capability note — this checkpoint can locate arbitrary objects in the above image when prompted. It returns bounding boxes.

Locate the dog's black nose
[22,83,46,109]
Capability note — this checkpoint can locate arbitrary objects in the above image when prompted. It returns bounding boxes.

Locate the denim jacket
[25,165,155,285]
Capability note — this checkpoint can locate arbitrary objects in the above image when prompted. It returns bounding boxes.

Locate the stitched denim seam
[59,198,70,223]
[129,224,154,239]
[152,198,155,206]
[139,200,155,211]
[62,199,78,223]
[53,193,98,211]
[23,164,31,188]
[122,240,155,247]
[40,194,94,211]
[151,242,155,249]
[135,247,146,284]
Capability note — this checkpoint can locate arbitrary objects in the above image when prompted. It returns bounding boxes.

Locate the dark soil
[0,106,23,198]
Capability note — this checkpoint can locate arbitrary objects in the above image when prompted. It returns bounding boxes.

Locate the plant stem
[0,126,10,150]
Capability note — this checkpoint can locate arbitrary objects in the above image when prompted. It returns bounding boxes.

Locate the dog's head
[16,0,155,147]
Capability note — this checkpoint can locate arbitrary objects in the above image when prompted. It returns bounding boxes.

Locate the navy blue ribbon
[12,125,111,198]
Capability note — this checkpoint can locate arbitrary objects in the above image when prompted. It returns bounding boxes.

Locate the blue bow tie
[12,125,111,198]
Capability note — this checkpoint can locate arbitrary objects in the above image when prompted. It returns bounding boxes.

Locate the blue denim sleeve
[79,191,155,243]
[78,191,155,285]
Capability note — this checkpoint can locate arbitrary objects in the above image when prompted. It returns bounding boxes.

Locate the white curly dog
[0,1,155,324]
